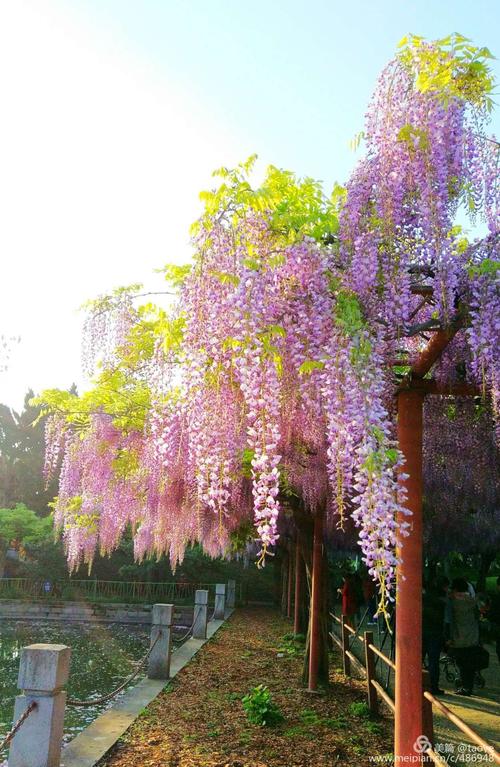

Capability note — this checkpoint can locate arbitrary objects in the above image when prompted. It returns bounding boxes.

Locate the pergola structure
[395,326,479,761]
[300,255,494,761]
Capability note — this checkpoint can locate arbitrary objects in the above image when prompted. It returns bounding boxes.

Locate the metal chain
[0,701,37,752]
[67,632,161,708]
[172,605,204,644]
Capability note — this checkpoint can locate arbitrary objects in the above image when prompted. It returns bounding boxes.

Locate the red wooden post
[294,540,302,635]
[395,388,425,761]
[364,630,378,715]
[308,511,323,691]
[287,544,293,619]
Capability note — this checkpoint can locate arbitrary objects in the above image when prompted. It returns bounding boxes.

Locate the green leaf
[298,360,325,375]
[161,263,192,288]
[208,270,240,287]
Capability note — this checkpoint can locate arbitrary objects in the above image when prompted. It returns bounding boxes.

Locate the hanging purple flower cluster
[423,396,500,558]
[54,413,144,570]
[467,261,500,441]
[340,40,498,331]
[81,293,137,377]
[43,413,67,484]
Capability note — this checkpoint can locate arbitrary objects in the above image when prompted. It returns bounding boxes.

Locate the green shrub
[324,716,349,730]
[282,632,305,643]
[348,701,371,718]
[365,721,383,735]
[277,633,306,657]
[242,684,284,727]
[299,709,321,726]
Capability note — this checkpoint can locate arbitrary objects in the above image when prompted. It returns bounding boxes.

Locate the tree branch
[405,319,442,337]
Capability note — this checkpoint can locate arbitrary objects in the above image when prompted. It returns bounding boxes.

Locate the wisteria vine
[41,35,499,612]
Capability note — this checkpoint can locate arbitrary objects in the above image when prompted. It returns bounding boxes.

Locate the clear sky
[1,0,499,410]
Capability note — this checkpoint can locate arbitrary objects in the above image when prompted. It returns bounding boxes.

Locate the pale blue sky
[0,0,498,409]
[68,0,500,186]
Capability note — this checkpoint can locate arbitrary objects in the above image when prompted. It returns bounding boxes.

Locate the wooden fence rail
[330,612,500,765]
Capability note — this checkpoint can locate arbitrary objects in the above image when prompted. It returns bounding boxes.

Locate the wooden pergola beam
[401,379,481,397]
[410,326,461,379]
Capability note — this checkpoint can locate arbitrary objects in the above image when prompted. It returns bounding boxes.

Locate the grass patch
[348,701,372,718]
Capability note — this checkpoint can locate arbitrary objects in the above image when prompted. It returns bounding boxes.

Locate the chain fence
[1,594,223,760]
[0,701,37,752]
[66,632,161,707]
[172,605,203,647]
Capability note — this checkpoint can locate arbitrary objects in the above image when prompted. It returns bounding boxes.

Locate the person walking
[422,577,448,695]
[446,577,480,696]
[340,572,358,628]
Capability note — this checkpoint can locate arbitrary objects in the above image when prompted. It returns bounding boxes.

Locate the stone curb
[60,610,234,767]
[0,601,195,625]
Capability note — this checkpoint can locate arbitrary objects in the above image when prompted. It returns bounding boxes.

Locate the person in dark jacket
[422,576,448,695]
[445,577,480,696]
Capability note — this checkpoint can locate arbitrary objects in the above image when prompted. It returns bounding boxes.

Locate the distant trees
[0,389,75,579]
[0,389,65,514]
[0,503,51,577]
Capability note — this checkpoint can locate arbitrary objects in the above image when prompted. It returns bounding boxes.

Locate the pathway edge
[61,609,234,767]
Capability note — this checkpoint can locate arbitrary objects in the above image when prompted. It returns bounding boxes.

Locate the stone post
[193,589,208,640]
[148,603,173,680]
[226,579,236,609]
[8,643,71,767]
[214,583,226,620]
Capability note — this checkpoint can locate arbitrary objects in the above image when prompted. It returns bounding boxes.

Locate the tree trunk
[287,545,293,619]
[294,537,308,635]
[272,552,282,607]
[300,542,330,687]
[281,550,288,615]
[289,502,330,689]
[0,548,6,579]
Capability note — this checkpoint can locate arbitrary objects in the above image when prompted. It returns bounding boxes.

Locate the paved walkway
[432,644,499,760]
[333,611,500,762]
[96,608,394,767]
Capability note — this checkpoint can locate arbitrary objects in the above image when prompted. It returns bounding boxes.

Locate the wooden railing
[422,691,500,765]
[330,613,397,715]
[330,612,500,765]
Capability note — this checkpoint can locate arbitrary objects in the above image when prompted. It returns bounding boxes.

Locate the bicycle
[439,652,485,689]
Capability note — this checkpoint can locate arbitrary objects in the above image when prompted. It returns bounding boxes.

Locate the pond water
[0,621,151,759]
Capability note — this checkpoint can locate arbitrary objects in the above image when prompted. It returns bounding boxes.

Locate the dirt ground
[98,607,393,767]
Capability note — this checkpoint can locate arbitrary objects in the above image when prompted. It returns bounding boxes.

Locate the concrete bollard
[214,583,226,620]
[226,579,236,609]
[148,604,173,680]
[192,589,208,640]
[8,643,71,767]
